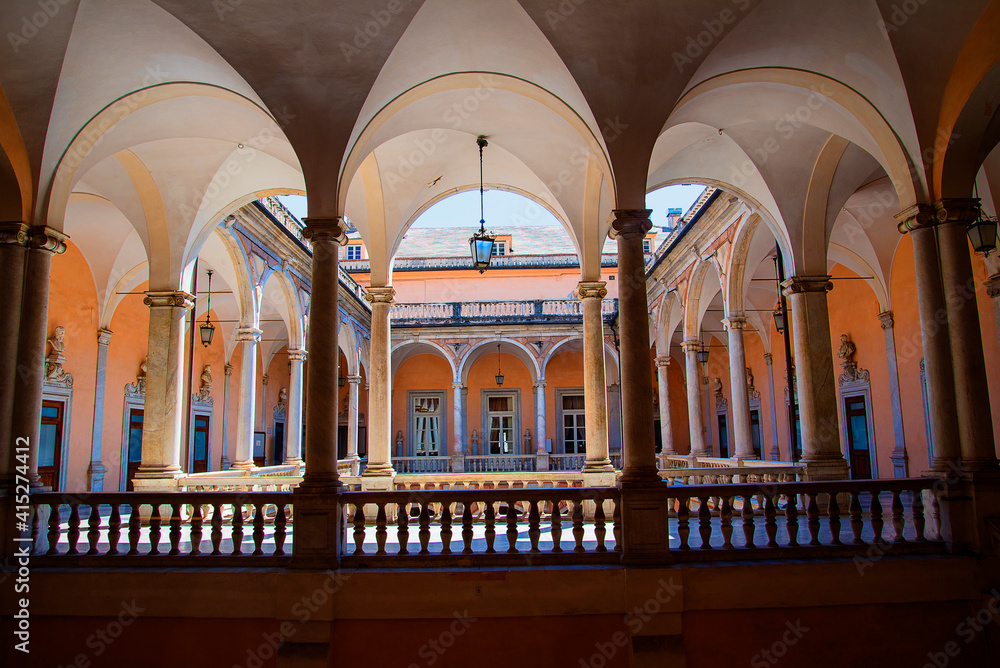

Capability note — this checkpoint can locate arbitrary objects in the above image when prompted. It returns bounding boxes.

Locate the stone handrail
[464,454,536,472]
[393,456,452,474]
[390,298,618,323]
[548,453,586,472]
[660,466,803,486]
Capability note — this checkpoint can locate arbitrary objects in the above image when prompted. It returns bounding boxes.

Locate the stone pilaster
[451,381,466,456]
[934,199,998,471]
[877,311,908,477]
[896,204,960,471]
[781,275,849,480]
[285,350,306,464]
[221,364,233,469]
[682,340,708,456]
[231,326,261,470]
[533,380,547,453]
[654,357,675,456]
[723,315,755,459]
[12,226,67,487]
[132,290,194,490]
[578,281,612,474]
[763,353,780,461]
[363,285,396,486]
[87,328,113,491]
[347,374,362,468]
[0,223,29,490]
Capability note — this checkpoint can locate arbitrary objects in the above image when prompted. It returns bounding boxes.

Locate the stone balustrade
[389,298,618,325]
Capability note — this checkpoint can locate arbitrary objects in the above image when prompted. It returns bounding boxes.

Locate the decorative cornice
[877,311,894,330]
[577,281,608,300]
[365,286,396,305]
[933,198,980,225]
[722,314,747,330]
[192,392,214,408]
[302,217,348,244]
[781,275,833,296]
[234,326,262,342]
[96,329,113,346]
[609,209,653,240]
[29,226,68,254]
[287,349,307,362]
[0,222,29,247]
[143,291,195,309]
[894,203,938,234]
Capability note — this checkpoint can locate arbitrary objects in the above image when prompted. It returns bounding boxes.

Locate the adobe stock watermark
[877,0,932,38]
[749,619,810,667]
[922,589,1000,668]
[672,0,754,72]
[56,599,145,668]
[338,0,416,63]
[7,0,72,53]
[406,609,478,668]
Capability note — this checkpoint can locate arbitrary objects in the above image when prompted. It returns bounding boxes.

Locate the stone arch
[459,338,540,386]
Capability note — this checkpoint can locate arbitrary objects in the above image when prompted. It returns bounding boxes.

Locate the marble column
[610,210,658,484]
[654,357,676,455]
[763,353,780,461]
[579,281,612,472]
[896,205,960,471]
[11,227,67,487]
[364,285,396,483]
[781,276,849,480]
[221,364,233,469]
[347,374,362,463]
[261,374,269,449]
[0,223,29,490]
[132,290,194,488]
[682,340,708,456]
[987,274,1000,354]
[724,315,755,459]
[703,375,713,453]
[87,328,113,491]
[285,350,306,464]
[878,311,909,477]
[533,380,547,452]
[935,199,997,470]
[231,326,261,470]
[451,381,466,455]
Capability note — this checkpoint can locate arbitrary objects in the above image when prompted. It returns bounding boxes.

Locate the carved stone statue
[837,334,869,386]
[523,428,532,453]
[837,334,856,364]
[712,377,724,397]
[45,326,73,386]
[126,357,148,396]
[197,364,213,402]
[745,366,755,393]
[470,429,479,456]
[395,429,404,457]
[277,387,288,411]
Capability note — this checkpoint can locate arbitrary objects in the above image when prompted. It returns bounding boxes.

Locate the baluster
[720,497,734,549]
[891,490,906,543]
[827,493,841,546]
[698,497,712,549]
[870,492,884,544]
[572,500,585,553]
[86,503,102,555]
[396,503,409,556]
[211,503,223,556]
[231,500,244,556]
[148,504,162,556]
[419,502,432,555]
[677,498,690,550]
[550,499,563,553]
[375,503,388,556]
[46,502,61,555]
[505,501,519,553]
[461,504,474,555]
[764,495,778,548]
[528,500,541,553]
[66,503,81,555]
[849,493,864,544]
[274,503,287,556]
[911,489,926,542]
[806,494,820,546]
[742,494,756,548]
[189,504,203,556]
[612,498,622,552]
[353,503,367,556]
[484,502,496,554]
[928,490,941,540]
[127,503,141,556]
[252,502,266,556]
[440,503,453,555]
[164,502,180,556]
[785,494,799,547]
[107,504,121,556]
[594,498,607,553]
[31,504,42,555]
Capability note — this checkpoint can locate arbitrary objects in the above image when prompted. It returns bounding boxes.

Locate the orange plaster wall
[392,354,455,455]
[263,347,291,462]
[466,353,534,454]
[667,353,691,454]
[46,240,99,492]
[742,329,776,459]
[543,350,588,450]
[972,252,1000,451]
[702,336,732,457]
[186,308,227,469]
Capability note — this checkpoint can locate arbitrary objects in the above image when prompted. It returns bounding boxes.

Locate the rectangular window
[486,394,516,454]
[192,414,210,473]
[750,409,762,459]
[412,395,442,456]
[126,409,144,491]
[642,238,653,254]
[492,240,507,256]
[38,401,64,490]
[845,396,873,479]
[561,394,586,454]
[717,414,729,458]
[346,244,362,260]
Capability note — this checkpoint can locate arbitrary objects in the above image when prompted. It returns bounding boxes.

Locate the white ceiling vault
[0,0,997,315]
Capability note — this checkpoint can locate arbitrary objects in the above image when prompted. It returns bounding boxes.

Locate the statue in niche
[712,377,724,397]
[197,365,213,402]
[395,429,405,457]
[837,334,856,364]
[470,429,479,456]
[745,366,755,393]
[45,326,72,386]
[277,387,287,411]
[523,428,532,453]
[837,334,869,386]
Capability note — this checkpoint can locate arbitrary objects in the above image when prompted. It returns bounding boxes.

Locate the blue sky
[275,183,705,230]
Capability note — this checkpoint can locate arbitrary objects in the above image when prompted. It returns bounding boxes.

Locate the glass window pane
[563,395,585,410]
[41,405,59,419]
[38,424,57,466]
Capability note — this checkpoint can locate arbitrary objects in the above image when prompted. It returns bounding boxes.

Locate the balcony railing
[389,298,618,325]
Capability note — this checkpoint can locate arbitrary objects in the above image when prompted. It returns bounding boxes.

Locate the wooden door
[38,401,64,490]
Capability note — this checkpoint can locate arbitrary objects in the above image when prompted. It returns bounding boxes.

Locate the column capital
[654,356,671,367]
[533,379,546,389]
[451,381,466,390]
[895,203,938,233]
[262,374,269,386]
[0,222,30,247]
[347,374,362,385]
[722,314,747,330]
[302,217,348,244]
[96,328,113,346]
[29,225,69,254]
[224,364,233,377]
[143,290,195,310]
[365,285,396,304]
[781,275,832,296]
[577,280,608,300]
[609,209,653,240]
[877,310,895,330]
[985,274,1000,299]
[287,348,307,362]
[234,326,262,342]
[933,198,980,224]
[763,352,773,366]
[681,339,701,353]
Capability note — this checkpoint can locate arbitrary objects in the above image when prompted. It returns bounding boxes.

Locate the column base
[291,485,343,569]
[220,455,231,471]
[583,459,614,474]
[581,469,616,487]
[890,451,909,478]
[360,474,395,491]
[362,464,395,477]
[131,465,184,492]
[800,457,850,481]
[87,461,106,492]
[619,466,662,486]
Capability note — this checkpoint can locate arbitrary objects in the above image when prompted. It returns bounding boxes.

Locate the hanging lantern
[773,306,786,334]
[968,186,998,257]
[199,269,216,347]
[469,135,496,272]
[495,342,504,386]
